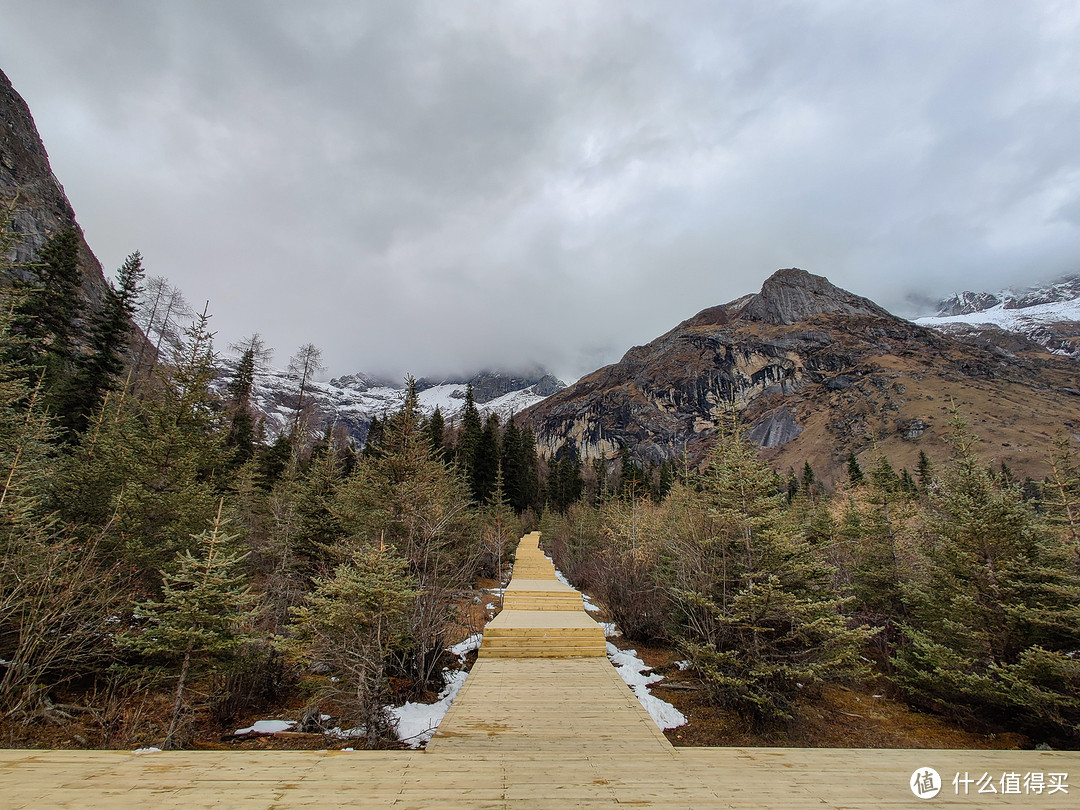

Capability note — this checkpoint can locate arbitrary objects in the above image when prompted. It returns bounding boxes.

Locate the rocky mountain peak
[738,267,891,325]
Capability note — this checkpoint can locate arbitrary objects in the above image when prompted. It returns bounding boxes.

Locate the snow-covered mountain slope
[915,275,1080,358]
[213,363,565,446]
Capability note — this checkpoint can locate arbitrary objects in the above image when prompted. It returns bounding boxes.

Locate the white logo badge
[911,767,941,799]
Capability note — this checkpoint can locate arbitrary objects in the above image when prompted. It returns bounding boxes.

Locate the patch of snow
[553,568,572,587]
[390,669,469,749]
[601,622,621,638]
[606,642,687,730]
[448,633,483,663]
[234,719,296,736]
[674,660,692,671]
[485,602,496,611]
[583,600,601,613]
[132,747,161,755]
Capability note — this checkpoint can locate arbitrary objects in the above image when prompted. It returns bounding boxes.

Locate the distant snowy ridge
[916,274,1080,358]
[213,363,564,446]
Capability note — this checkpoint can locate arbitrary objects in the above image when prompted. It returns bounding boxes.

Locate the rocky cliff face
[0,68,110,310]
[520,268,1080,484]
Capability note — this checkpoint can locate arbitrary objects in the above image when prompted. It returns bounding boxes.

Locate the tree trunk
[163,649,192,750]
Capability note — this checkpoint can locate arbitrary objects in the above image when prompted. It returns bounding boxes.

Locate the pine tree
[456,383,482,478]
[846,453,865,486]
[516,425,541,513]
[59,304,227,579]
[334,377,477,689]
[225,335,268,465]
[894,415,1080,738]
[662,418,869,728]
[500,418,523,507]
[916,450,933,492]
[472,413,501,503]
[8,228,83,410]
[428,406,446,460]
[289,547,415,748]
[120,505,256,749]
[1045,438,1080,564]
[0,223,123,719]
[62,251,144,438]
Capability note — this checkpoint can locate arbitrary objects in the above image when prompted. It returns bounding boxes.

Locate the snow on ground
[132,747,161,755]
[601,622,620,637]
[384,634,481,748]
[389,669,469,748]
[606,642,687,731]
[448,633,483,663]
[553,568,572,587]
[582,597,601,613]
[234,719,296,736]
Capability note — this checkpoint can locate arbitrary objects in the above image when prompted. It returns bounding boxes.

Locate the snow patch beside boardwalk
[607,642,687,731]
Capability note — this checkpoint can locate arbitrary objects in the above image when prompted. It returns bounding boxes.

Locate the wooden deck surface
[2,532,1077,808]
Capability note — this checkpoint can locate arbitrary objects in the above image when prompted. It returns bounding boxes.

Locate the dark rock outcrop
[739,268,891,325]
[0,68,110,310]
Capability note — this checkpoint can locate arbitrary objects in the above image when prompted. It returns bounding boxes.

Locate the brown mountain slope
[520,268,1080,485]
[0,67,110,310]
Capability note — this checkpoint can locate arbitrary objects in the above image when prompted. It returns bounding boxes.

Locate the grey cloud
[2,1,1079,380]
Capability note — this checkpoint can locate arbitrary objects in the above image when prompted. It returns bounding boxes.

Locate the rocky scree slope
[519,268,1080,485]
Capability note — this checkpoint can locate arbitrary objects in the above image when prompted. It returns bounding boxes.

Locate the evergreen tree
[894,415,1080,739]
[456,383,482,478]
[334,378,477,690]
[662,419,869,728]
[916,450,933,492]
[1045,438,1079,562]
[547,450,583,512]
[472,413,501,502]
[224,336,265,465]
[516,425,541,512]
[59,304,227,579]
[846,453,865,486]
[618,451,647,499]
[363,415,385,457]
[428,406,446,460]
[0,229,123,719]
[8,228,83,409]
[289,547,415,749]
[120,506,255,749]
[656,458,675,500]
[63,251,145,438]
[500,418,523,508]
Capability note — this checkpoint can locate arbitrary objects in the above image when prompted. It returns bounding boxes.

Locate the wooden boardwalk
[1,532,1077,808]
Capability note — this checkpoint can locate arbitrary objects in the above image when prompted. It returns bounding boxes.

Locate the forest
[2,214,1079,751]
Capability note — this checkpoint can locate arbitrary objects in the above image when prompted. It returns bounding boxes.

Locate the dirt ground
[610,635,1032,751]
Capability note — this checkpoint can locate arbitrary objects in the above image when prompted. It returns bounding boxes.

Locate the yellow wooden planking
[3,533,1078,808]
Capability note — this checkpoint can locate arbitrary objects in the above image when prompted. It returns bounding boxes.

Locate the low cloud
[5,1,1080,380]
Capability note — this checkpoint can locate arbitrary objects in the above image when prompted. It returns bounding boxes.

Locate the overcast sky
[4,1,1080,381]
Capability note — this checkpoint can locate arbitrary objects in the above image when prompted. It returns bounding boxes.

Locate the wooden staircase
[478,532,606,658]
